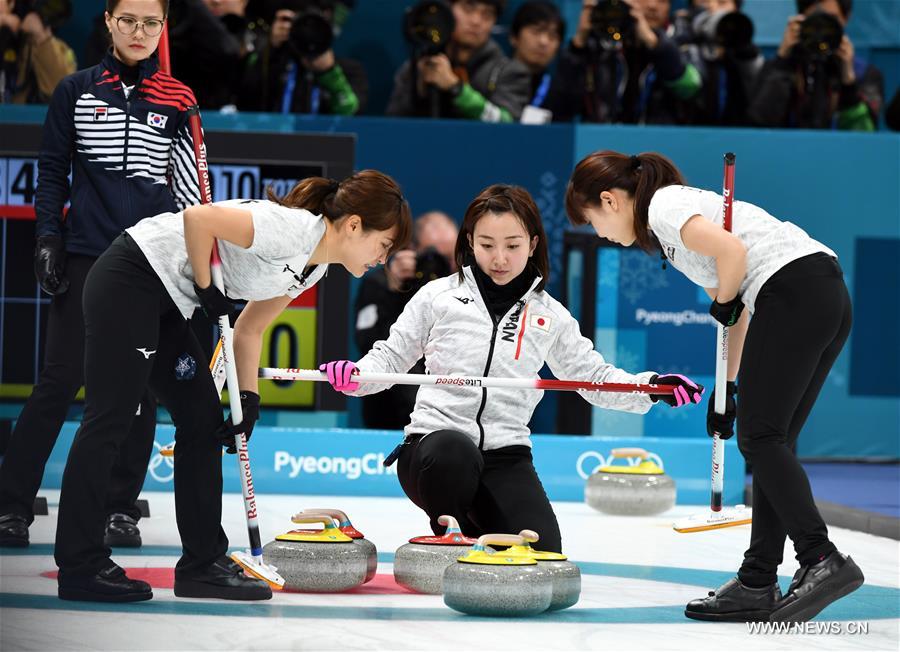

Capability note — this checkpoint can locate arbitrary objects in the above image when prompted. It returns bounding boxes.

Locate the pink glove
[319,360,360,392]
[650,373,705,408]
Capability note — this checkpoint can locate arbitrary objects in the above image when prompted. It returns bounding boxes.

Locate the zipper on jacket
[474,313,500,450]
[123,88,134,225]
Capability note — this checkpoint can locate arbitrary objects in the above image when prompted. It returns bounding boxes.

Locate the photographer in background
[387,0,530,123]
[509,1,564,124]
[354,212,457,429]
[1,0,75,104]
[553,0,702,124]
[748,0,882,131]
[680,0,762,126]
[238,0,366,114]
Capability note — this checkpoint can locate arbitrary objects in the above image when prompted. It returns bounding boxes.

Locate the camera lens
[404,0,456,57]
[715,12,753,50]
[798,11,843,60]
[589,0,634,43]
[692,10,753,52]
[289,10,334,58]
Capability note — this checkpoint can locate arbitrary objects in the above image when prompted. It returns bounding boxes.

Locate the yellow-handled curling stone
[503,530,581,611]
[394,515,478,594]
[442,531,553,617]
[298,508,377,583]
[585,448,676,516]
[261,513,367,592]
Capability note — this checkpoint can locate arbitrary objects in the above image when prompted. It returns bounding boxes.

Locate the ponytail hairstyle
[267,170,412,256]
[454,184,550,292]
[565,150,685,253]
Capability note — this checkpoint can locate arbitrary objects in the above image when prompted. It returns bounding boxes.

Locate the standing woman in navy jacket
[0,0,200,549]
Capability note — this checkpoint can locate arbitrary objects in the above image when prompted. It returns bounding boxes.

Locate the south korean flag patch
[147,111,168,129]
[529,314,552,333]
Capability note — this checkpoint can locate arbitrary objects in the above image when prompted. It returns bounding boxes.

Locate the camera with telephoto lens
[287,0,336,59]
[589,0,635,44]
[404,0,455,57]
[402,247,452,293]
[797,10,843,61]
[691,10,754,54]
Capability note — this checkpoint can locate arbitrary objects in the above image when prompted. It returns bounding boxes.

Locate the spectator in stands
[168,0,241,108]
[386,0,530,123]
[748,0,882,131]
[237,0,366,115]
[680,0,763,126]
[553,0,702,124]
[1,0,75,104]
[508,1,564,124]
[354,211,458,429]
[415,210,459,272]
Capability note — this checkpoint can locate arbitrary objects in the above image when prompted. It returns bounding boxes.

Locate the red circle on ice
[537,318,545,326]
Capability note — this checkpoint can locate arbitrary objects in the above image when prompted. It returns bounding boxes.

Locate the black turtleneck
[472,263,538,321]
[119,62,140,88]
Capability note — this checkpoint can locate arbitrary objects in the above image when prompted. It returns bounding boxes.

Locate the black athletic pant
[0,254,156,524]
[736,253,852,587]
[55,235,227,578]
[397,429,562,553]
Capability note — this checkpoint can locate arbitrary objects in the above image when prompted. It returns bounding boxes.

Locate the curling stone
[504,530,581,611]
[442,532,553,617]
[299,508,377,583]
[585,448,676,516]
[394,515,478,594]
[262,513,367,592]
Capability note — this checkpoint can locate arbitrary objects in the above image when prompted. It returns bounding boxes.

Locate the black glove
[709,294,744,327]
[707,381,737,439]
[649,373,705,407]
[194,282,233,319]
[217,391,261,454]
[34,235,69,296]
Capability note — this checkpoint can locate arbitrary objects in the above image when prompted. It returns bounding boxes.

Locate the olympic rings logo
[148,440,175,483]
[575,450,665,480]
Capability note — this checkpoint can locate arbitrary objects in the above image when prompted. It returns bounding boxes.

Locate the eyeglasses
[111,15,165,37]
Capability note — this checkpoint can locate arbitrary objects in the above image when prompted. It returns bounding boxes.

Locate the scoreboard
[0,123,355,409]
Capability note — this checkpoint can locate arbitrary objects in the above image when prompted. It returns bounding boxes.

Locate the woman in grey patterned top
[53,170,411,604]
[566,150,862,625]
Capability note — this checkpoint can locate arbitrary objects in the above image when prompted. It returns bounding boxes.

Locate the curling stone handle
[437,515,462,532]
[611,447,648,460]
[290,513,337,528]
[301,508,350,524]
[476,533,529,548]
[516,530,540,544]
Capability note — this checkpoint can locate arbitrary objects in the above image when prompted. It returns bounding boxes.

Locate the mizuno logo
[136,348,157,359]
[454,297,472,305]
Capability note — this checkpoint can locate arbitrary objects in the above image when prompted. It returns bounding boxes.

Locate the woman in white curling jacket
[321,184,703,553]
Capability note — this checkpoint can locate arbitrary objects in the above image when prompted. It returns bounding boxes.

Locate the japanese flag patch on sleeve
[530,314,552,332]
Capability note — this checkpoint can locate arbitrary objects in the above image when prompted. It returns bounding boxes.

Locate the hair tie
[329,179,340,193]
[630,155,641,171]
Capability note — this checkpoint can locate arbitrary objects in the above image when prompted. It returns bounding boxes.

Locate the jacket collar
[102,49,159,85]
[460,38,503,73]
[461,265,542,305]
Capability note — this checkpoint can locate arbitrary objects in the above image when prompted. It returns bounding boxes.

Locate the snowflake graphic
[598,250,619,289]
[536,170,567,295]
[619,251,669,305]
